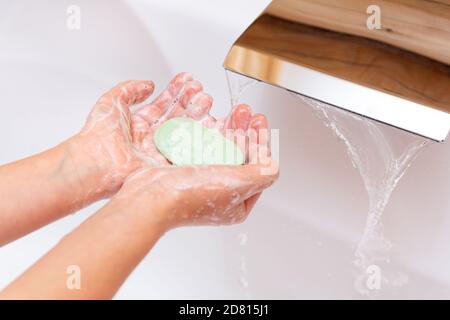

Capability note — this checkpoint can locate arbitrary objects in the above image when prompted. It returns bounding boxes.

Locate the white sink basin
[0,0,449,299]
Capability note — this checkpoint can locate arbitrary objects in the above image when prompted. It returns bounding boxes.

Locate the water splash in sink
[296,95,431,296]
[224,71,432,296]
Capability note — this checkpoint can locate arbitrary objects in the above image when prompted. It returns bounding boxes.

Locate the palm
[80,73,268,193]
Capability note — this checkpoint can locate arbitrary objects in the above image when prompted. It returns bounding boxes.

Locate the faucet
[224,0,450,142]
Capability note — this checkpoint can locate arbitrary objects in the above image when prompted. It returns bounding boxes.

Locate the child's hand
[110,105,278,230]
[70,73,213,197]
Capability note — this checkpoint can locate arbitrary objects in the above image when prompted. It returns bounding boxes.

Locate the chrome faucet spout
[224,0,450,142]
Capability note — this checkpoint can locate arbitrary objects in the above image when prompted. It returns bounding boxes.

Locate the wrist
[106,192,173,235]
[61,134,114,202]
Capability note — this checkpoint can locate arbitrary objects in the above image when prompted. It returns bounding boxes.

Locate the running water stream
[296,96,431,295]
[225,71,258,296]
[225,70,433,296]
[225,71,258,106]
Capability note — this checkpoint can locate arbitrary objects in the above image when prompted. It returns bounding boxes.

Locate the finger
[186,92,213,120]
[248,113,270,163]
[225,104,252,131]
[249,114,268,129]
[162,80,203,119]
[181,80,203,107]
[99,80,155,113]
[137,104,163,126]
[222,104,252,154]
[137,78,202,124]
[248,113,268,143]
[150,72,193,111]
[135,72,192,118]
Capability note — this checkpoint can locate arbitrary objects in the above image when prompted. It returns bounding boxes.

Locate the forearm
[0,196,168,299]
[0,135,106,245]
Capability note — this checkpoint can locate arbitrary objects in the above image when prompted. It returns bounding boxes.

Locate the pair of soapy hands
[72,73,278,230]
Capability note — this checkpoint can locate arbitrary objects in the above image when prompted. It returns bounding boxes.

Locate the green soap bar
[154,117,245,166]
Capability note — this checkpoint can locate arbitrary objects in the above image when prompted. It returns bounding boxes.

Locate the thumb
[226,160,279,198]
